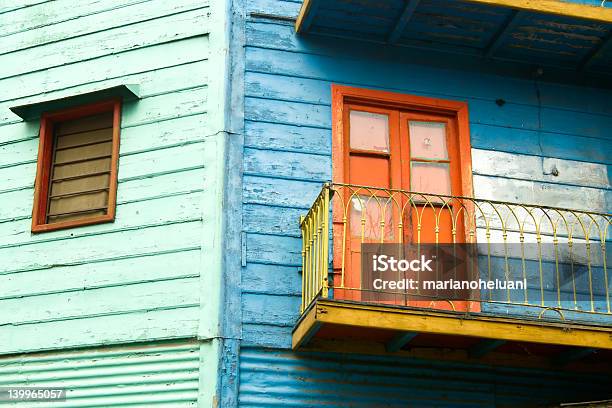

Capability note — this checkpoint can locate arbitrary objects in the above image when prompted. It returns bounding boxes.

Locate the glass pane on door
[409,121,448,160]
[350,111,389,153]
[410,162,451,199]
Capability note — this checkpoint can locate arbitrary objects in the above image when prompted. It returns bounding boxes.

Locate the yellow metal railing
[299,183,612,322]
[300,186,330,313]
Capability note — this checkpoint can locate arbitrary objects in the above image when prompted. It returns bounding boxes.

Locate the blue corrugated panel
[239,348,612,407]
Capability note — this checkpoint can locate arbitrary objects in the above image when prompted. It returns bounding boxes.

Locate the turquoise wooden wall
[0,0,239,404]
[0,0,233,374]
[240,0,612,350]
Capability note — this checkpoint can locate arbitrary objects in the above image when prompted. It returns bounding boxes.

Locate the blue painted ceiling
[297,0,612,75]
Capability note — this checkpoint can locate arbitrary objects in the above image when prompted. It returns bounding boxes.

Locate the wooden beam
[293,299,612,350]
[295,0,320,34]
[386,332,418,352]
[579,32,612,71]
[468,339,506,358]
[387,0,421,44]
[292,305,322,349]
[552,347,596,366]
[484,10,523,58]
[462,0,612,24]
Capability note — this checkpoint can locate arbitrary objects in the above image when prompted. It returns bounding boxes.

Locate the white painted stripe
[472,148,610,190]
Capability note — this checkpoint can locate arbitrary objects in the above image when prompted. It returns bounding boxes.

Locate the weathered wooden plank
[0,0,51,13]
[0,162,36,194]
[243,175,322,209]
[246,0,301,19]
[0,137,37,168]
[0,36,209,108]
[0,0,49,15]
[472,149,611,189]
[0,0,142,36]
[242,263,301,296]
[0,307,199,355]
[0,121,39,145]
[0,220,202,274]
[246,71,330,105]
[245,96,330,129]
[0,8,208,80]
[241,324,293,349]
[242,293,300,326]
[121,113,208,154]
[122,86,208,128]
[120,142,207,182]
[0,277,199,326]
[244,147,330,182]
[243,203,303,237]
[473,174,610,212]
[0,0,207,53]
[1,248,200,299]
[470,124,611,164]
[245,232,302,267]
[245,120,331,156]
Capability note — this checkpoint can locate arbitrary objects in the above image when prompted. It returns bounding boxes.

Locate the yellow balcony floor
[293,299,612,370]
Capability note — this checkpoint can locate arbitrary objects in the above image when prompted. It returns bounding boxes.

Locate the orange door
[332,87,477,312]
[398,112,472,311]
[337,105,401,302]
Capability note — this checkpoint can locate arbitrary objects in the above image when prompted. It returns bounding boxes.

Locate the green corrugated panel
[0,341,199,407]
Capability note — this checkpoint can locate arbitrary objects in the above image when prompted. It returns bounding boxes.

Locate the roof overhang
[10,84,141,120]
[295,0,612,76]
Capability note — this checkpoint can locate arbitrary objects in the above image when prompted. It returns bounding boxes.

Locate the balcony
[293,183,612,363]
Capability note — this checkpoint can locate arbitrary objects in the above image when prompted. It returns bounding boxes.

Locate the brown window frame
[31,99,122,233]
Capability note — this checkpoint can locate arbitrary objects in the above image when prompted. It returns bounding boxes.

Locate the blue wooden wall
[240,0,612,348]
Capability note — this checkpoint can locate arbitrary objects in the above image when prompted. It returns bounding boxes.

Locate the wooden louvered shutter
[32,100,121,233]
[47,112,113,223]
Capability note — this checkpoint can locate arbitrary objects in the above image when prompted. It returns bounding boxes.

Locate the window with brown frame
[31,100,121,233]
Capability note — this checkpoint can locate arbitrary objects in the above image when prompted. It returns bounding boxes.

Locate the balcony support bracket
[553,347,596,366]
[468,339,506,358]
[386,332,418,352]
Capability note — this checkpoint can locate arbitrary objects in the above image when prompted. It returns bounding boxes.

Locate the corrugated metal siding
[239,348,612,408]
[0,341,199,407]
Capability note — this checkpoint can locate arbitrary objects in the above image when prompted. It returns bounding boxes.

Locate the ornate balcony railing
[300,183,611,325]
